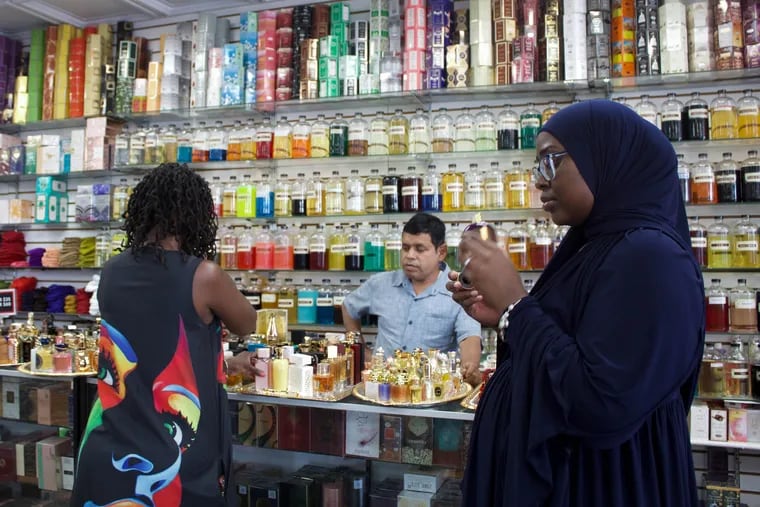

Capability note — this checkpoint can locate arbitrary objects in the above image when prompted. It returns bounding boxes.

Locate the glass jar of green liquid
[445,224,462,270]
[707,217,732,269]
[329,113,349,156]
[520,104,542,149]
[474,107,497,151]
[384,224,402,271]
[364,224,385,272]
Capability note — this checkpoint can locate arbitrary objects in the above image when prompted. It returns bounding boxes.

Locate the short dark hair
[123,163,218,261]
[403,213,446,248]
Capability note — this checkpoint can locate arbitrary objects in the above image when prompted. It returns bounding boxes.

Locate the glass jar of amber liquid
[707,217,732,269]
[710,89,739,140]
[732,216,760,268]
[690,153,717,204]
[441,165,464,212]
[507,222,530,270]
[698,343,725,397]
[390,373,411,403]
[730,279,757,332]
[724,339,750,398]
[529,220,553,269]
[705,279,729,332]
[506,162,530,209]
[365,169,384,213]
[314,362,336,398]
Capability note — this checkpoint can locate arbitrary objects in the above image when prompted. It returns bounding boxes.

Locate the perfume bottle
[689,217,708,267]
[53,343,73,373]
[365,169,384,214]
[311,114,330,158]
[389,109,409,155]
[714,151,740,203]
[348,113,369,156]
[454,109,476,152]
[729,279,757,332]
[273,116,293,159]
[474,107,497,151]
[292,115,311,158]
[705,278,729,332]
[724,339,750,398]
[346,169,365,215]
[368,111,390,156]
[732,216,760,268]
[707,217,731,269]
[31,337,53,373]
[329,113,349,157]
[431,108,454,153]
[409,108,431,154]
[255,347,271,391]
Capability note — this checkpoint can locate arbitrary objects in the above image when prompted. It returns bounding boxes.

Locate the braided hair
[123,163,218,261]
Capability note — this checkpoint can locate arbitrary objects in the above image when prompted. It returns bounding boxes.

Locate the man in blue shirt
[342,213,482,385]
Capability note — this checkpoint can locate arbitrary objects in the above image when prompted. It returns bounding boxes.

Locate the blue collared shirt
[343,266,482,356]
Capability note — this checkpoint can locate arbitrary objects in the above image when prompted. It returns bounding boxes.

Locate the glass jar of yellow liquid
[307,172,325,216]
[541,101,560,123]
[261,279,280,310]
[365,169,384,213]
[732,216,760,268]
[710,89,739,140]
[240,119,257,161]
[310,114,330,158]
[368,111,390,156]
[278,278,297,325]
[326,170,346,216]
[507,221,530,270]
[707,217,732,268]
[464,165,485,210]
[328,226,347,271]
[274,175,292,217]
[506,162,530,209]
[222,176,238,218]
[389,109,409,155]
[484,162,505,209]
[273,116,293,159]
[737,90,760,139]
[442,164,464,212]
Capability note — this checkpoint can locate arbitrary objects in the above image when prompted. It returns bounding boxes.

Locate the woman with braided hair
[72,163,258,506]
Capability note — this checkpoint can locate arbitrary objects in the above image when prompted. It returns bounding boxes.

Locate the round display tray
[237,384,354,402]
[460,384,482,410]
[17,362,96,377]
[0,362,23,368]
[352,381,472,408]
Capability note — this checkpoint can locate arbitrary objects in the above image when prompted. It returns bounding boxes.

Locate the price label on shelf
[0,289,16,317]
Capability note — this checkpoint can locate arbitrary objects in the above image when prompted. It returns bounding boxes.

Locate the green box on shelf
[331,22,348,42]
[319,78,340,98]
[318,57,339,80]
[319,36,340,59]
[330,3,350,25]
[35,175,66,195]
[35,191,67,224]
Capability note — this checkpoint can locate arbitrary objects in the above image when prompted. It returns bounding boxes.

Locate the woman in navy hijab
[448,100,704,506]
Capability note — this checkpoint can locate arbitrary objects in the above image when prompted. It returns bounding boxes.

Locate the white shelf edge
[690,437,760,451]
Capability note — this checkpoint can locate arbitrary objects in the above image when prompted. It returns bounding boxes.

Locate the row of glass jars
[690,216,760,268]
[699,339,760,400]
[626,90,760,142]
[683,151,760,204]
[210,163,542,220]
[216,220,568,272]
[114,103,558,166]
[705,279,760,333]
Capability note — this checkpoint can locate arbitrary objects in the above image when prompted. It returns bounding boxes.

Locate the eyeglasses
[532,151,568,182]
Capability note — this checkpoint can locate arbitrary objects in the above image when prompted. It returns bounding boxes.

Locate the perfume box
[2,377,19,420]
[710,408,728,441]
[277,406,310,451]
[379,414,403,462]
[36,436,71,491]
[309,408,345,456]
[37,383,70,426]
[236,402,256,446]
[432,419,464,467]
[250,478,281,506]
[397,489,435,507]
[431,479,463,506]
[690,404,709,440]
[345,410,380,458]
[280,476,316,507]
[728,407,748,442]
[61,455,75,490]
[369,478,404,507]
[16,430,55,479]
[0,442,15,481]
[19,382,40,422]
[748,410,760,442]
[403,416,434,465]
[255,403,278,448]
[404,468,447,494]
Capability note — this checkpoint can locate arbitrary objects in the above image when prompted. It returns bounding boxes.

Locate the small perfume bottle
[53,343,73,373]
[254,347,271,391]
[31,337,53,373]
[314,362,336,398]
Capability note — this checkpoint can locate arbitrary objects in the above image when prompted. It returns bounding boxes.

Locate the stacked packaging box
[687,0,715,72]
[0,37,21,113]
[85,116,120,171]
[348,20,368,95]
[27,30,45,123]
[470,0,494,85]
[611,0,635,76]
[659,0,688,73]
[42,26,57,121]
[222,44,244,105]
[160,34,191,111]
[54,24,76,120]
[146,61,162,112]
[636,0,661,75]
[494,0,518,85]
[292,6,312,99]
[257,10,277,103]
[512,0,539,83]
[319,35,340,98]
[426,0,451,89]
[404,0,427,91]
[332,3,353,97]
[714,0,745,69]
[364,0,389,94]
[745,0,760,67]
[276,8,295,101]
[241,11,259,104]
[83,32,104,117]
[539,0,563,81]
[587,0,612,79]
[299,39,319,99]
[192,13,217,108]
[447,8,470,87]
[115,41,136,115]
[380,0,403,93]
[11,76,27,125]
[563,0,587,79]
[68,37,86,117]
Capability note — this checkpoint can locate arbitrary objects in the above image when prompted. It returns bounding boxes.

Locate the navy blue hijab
[462,100,705,507]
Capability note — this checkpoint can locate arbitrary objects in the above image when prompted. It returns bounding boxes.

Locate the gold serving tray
[352,382,472,408]
[0,362,23,367]
[17,362,96,377]
[237,383,354,402]
[460,384,482,410]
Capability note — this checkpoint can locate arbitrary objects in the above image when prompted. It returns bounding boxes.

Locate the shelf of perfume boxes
[597,68,760,96]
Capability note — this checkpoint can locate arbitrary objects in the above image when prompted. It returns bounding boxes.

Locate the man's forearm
[342,304,362,333]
